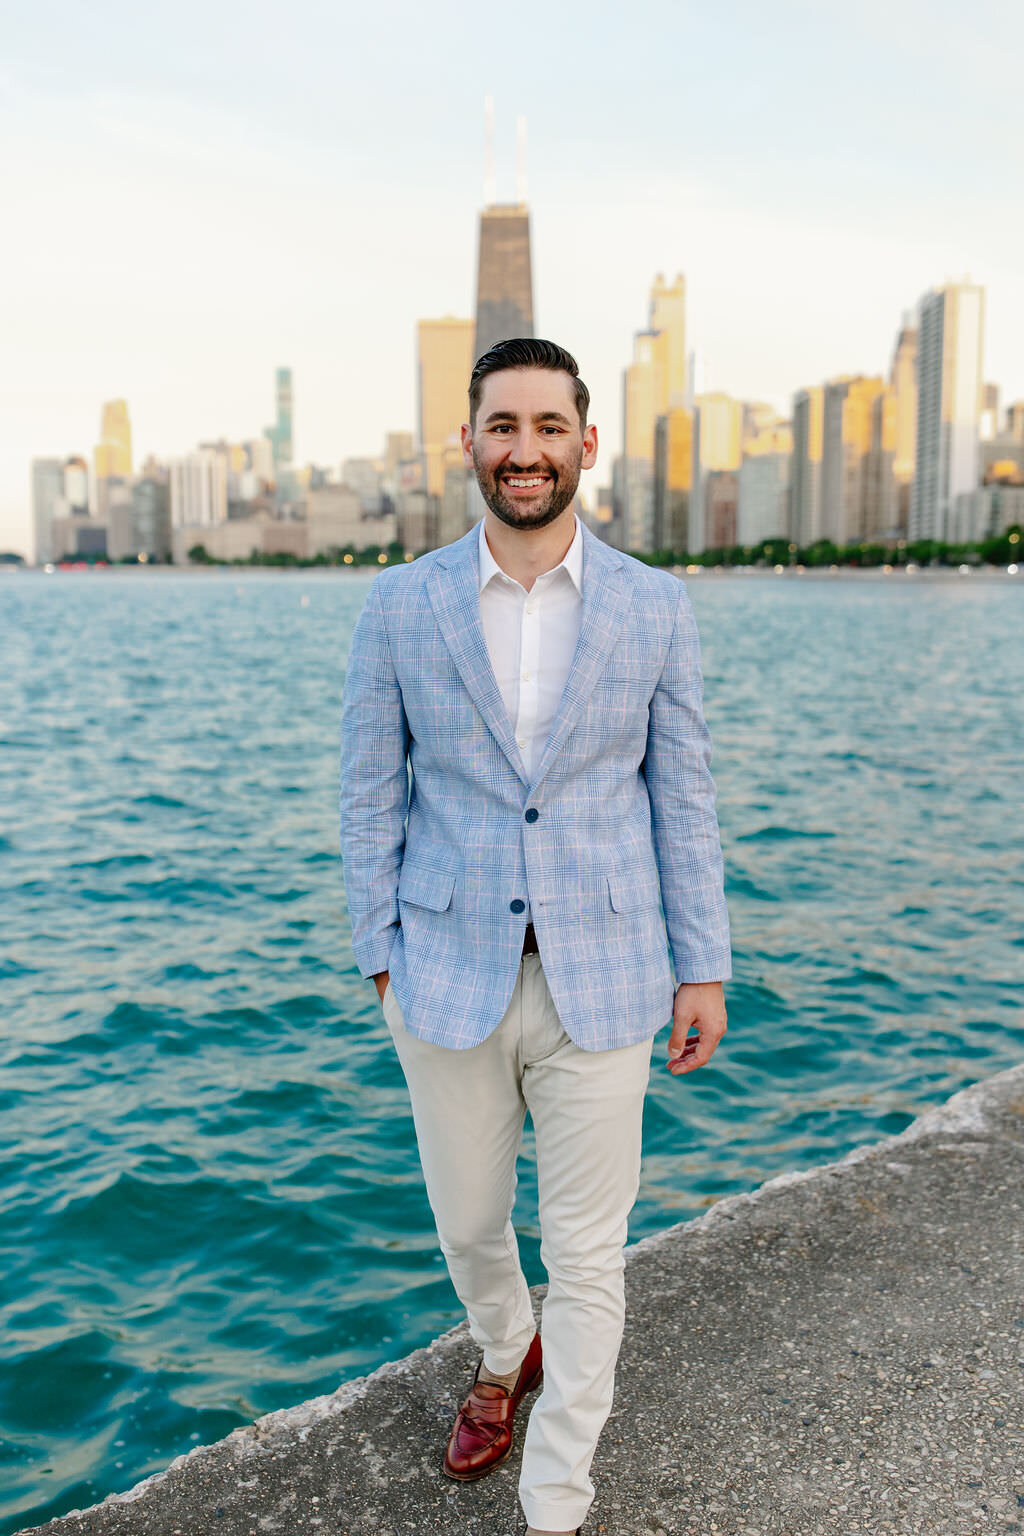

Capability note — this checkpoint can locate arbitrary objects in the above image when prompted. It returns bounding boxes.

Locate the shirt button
[524,808,539,823]
[526,604,535,614]
[522,671,531,682]
[510,899,526,914]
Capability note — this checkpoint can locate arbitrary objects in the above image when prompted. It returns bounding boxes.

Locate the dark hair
[469,338,590,430]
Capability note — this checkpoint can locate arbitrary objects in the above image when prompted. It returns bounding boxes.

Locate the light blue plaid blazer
[339,519,731,1052]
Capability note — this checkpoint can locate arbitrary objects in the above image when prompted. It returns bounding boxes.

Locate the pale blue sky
[3,0,1022,555]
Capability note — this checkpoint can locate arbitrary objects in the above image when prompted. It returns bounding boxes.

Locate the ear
[581,423,598,470]
[460,421,474,467]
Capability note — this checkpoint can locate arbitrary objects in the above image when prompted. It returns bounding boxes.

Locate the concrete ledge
[20,1063,1024,1536]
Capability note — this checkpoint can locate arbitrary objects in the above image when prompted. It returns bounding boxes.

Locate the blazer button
[524,808,539,823]
[510,899,526,914]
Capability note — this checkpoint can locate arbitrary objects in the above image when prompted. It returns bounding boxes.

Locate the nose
[507,426,544,467]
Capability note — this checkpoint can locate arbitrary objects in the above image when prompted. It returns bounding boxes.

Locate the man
[340,337,730,1535]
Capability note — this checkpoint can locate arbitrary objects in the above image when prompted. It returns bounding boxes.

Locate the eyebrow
[482,409,574,427]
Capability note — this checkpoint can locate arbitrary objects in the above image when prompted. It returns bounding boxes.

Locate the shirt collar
[477,513,583,596]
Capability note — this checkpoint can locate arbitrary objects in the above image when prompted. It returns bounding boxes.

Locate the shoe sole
[441,1368,543,1482]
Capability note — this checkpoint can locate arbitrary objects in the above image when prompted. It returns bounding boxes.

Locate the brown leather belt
[522,922,539,956]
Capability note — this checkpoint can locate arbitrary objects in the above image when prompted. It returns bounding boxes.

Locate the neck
[482,508,577,593]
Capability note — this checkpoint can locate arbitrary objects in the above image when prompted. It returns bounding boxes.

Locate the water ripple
[1,569,1022,1533]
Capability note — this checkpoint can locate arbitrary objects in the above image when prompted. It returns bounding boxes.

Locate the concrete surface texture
[19,1061,1024,1536]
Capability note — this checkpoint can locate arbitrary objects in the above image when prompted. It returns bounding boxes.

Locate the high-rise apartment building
[791,386,825,545]
[131,478,172,562]
[690,392,743,555]
[910,282,985,542]
[94,399,132,480]
[737,422,793,547]
[653,407,693,551]
[737,455,790,547]
[418,317,475,496]
[31,457,66,565]
[705,471,739,549]
[890,324,917,533]
[861,389,899,541]
[821,375,887,546]
[474,205,534,359]
[169,450,229,528]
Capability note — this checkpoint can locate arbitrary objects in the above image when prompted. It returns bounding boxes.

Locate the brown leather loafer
[442,1331,543,1481]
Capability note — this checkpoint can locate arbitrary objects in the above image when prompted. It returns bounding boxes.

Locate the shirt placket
[515,578,543,779]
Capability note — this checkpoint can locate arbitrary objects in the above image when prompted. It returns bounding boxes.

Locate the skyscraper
[621,329,664,550]
[31,457,65,565]
[648,273,687,407]
[418,317,475,496]
[791,386,825,545]
[652,408,693,551]
[473,205,534,360]
[64,457,89,514]
[691,393,743,554]
[910,282,985,542]
[890,323,918,533]
[265,367,294,471]
[619,275,689,552]
[94,399,132,480]
[169,451,228,528]
[864,389,898,541]
[821,375,887,546]
[737,422,793,547]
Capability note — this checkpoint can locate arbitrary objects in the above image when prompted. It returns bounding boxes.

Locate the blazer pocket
[607,870,661,913]
[398,861,456,912]
[600,660,659,683]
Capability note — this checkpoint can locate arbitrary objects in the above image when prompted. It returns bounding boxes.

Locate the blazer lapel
[530,526,629,792]
[427,529,531,788]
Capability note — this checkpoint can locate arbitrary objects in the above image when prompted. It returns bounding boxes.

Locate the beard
[472,447,583,531]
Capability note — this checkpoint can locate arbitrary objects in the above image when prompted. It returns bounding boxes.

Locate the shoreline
[6,563,1022,582]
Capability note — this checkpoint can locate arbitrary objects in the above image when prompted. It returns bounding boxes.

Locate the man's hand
[373,971,389,1003]
[667,981,727,1075]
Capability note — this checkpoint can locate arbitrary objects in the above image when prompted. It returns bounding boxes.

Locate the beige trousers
[382,953,654,1532]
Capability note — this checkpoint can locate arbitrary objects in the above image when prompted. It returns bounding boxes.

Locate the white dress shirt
[477,514,584,789]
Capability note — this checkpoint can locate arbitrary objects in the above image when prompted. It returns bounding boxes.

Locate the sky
[2,0,1023,557]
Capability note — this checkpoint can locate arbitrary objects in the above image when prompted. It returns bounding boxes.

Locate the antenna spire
[516,115,527,204]
[484,96,496,206]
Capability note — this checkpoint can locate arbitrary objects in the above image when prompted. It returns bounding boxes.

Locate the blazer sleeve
[339,577,410,978]
[643,583,732,984]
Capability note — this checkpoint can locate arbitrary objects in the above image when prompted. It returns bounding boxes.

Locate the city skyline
[3,0,1023,557]
[30,262,1024,568]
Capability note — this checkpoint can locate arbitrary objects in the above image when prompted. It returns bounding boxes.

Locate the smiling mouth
[502,475,551,490]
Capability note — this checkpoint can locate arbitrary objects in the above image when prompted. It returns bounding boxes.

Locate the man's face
[461,368,599,531]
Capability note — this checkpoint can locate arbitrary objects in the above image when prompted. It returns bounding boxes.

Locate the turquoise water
[1,567,1021,1534]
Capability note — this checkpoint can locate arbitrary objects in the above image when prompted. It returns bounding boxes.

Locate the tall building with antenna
[473,103,534,360]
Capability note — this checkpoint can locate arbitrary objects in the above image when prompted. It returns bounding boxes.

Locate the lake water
[1,565,1021,1534]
